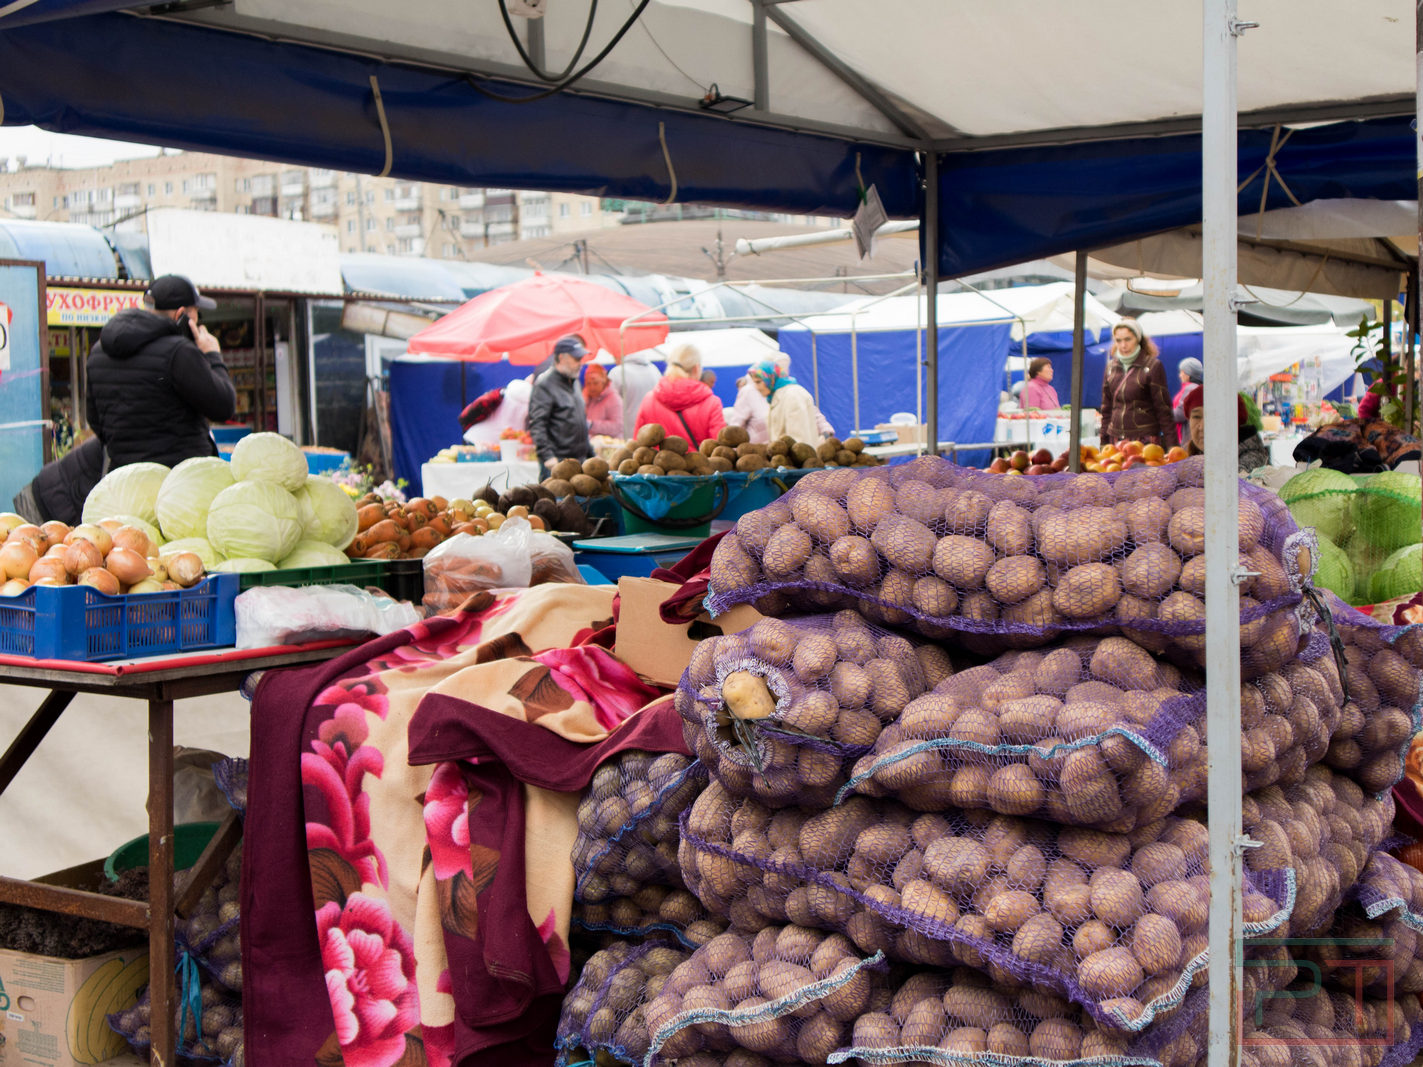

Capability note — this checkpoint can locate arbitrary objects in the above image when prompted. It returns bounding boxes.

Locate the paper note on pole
[852,185,888,259]
[0,302,11,372]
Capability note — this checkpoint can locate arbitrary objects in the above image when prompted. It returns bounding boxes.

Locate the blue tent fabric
[0,220,118,278]
[386,359,530,496]
[779,322,1009,464]
[932,117,1416,279]
[0,0,131,28]
[0,14,918,220]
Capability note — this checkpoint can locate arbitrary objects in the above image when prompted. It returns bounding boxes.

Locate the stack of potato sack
[642,456,1423,1066]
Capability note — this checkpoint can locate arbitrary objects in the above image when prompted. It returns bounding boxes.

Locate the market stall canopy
[0,219,119,279]
[0,2,1414,273]
[403,271,669,363]
[778,282,1119,341]
[1104,280,1378,328]
[638,327,781,369]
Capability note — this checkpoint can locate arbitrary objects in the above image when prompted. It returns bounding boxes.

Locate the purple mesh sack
[1299,850,1423,997]
[678,780,1294,1031]
[572,886,724,950]
[829,969,1218,1067]
[556,941,691,1067]
[1240,763,1395,938]
[1233,981,1423,1067]
[676,614,950,808]
[108,973,243,1065]
[574,752,707,903]
[176,842,243,994]
[706,457,1316,679]
[1323,595,1423,796]
[641,925,890,1065]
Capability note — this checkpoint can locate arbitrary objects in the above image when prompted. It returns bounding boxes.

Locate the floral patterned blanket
[242,584,690,1067]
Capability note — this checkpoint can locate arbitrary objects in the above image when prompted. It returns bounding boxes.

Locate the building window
[385,218,394,231]
[581,201,593,216]
[165,181,173,194]
[366,191,375,204]
[346,191,356,205]
[12,192,35,207]
[559,203,570,218]
[387,243,396,253]
[146,184,155,196]
[346,220,356,233]
[366,218,376,231]
[384,189,395,202]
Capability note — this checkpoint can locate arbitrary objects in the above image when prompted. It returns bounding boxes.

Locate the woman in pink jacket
[1019,358,1060,410]
[582,363,624,438]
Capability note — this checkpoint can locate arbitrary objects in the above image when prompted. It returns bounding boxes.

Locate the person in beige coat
[747,360,821,444]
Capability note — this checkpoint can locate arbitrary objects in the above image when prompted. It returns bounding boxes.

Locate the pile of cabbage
[1280,466,1421,604]
[81,433,359,574]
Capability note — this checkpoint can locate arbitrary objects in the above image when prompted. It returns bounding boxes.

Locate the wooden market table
[0,641,354,1067]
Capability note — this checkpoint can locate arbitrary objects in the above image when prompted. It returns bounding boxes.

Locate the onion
[27,557,71,584]
[0,513,26,537]
[0,540,38,580]
[111,525,153,558]
[166,552,206,589]
[97,519,122,533]
[44,543,67,558]
[7,524,45,553]
[126,578,166,594]
[40,521,70,547]
[0,579,29,596]
[104,546,151,586]
[66,524,114,556]
[77,567,120,595]
[64,539,104,577]
[147,558,169,582]
[32,576,66,586]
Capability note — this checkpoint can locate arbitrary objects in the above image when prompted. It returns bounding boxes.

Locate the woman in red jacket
[632,345,726,446]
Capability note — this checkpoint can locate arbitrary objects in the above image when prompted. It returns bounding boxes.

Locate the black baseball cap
[553,335,588,360]
[145,274,216,311]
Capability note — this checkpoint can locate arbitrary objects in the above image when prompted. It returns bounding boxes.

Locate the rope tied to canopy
[658,121,677,205]
[368,74,393,178]
[1238,124,1302,238]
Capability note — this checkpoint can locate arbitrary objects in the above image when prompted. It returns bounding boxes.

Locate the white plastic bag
[234,583,422,649]
[422,518,535,612]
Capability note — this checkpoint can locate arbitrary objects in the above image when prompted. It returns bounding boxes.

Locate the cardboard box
[875,422,927,445]
[0,862,150,1067]
[615,576,764,687]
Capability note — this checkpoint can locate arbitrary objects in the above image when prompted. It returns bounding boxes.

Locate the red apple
[1026,464,1054,476]
[1050,456,1070,471]
[1030,448,1054,466]
[1009,450,1031,472]
[987,458,1011,473]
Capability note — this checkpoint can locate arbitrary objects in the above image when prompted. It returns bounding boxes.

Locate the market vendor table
[0,641,353,1067]
[421,459,542,500]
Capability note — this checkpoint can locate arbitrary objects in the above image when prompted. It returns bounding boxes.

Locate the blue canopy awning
[0,13,919,220]
[0,219,118,278]
[0,0,133,29]
[932,116,1417,280]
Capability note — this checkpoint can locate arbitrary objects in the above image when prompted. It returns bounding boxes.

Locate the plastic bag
[422,519,534,611]
[529,529,585,585]
[234,584,422,649]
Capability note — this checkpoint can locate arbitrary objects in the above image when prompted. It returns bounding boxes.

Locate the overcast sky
[0,127,163,170]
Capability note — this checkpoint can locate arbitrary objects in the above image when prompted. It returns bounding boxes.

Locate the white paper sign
[0,302,11,372]
[852,184,887,260]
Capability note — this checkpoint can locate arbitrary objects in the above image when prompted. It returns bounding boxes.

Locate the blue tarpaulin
[0,14,918,221]
[0,220,118,279]
[778,322,1010,465]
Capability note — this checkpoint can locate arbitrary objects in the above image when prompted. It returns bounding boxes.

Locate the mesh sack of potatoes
[1296,849,1423,998]
[641,924,890,1065]
[573,752,707,904]
[838,626,1356,827]
[555,940,692,1067]
[1230,981,1423,1067]
[1240,763,1396,938]
[1322,596,1423,796]
[175,841,243,994]
[675,614,951,808]
[706,456,1317,679]
[572,886,724,950]
[108,973,244,1066]
[677,779,1294,1031]
[835,969,1222,1067]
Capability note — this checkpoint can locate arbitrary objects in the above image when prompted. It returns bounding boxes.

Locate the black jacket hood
[98,307,181,359]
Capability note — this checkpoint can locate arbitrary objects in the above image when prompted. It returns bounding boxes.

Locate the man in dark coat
[85,274,237,468]
[527,335,593,469]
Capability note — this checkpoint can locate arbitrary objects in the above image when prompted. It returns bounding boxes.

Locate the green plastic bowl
[103,821,221,882]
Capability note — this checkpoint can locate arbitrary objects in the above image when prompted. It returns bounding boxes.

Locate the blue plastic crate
[210,425,252,445]
[304,450,350,475]
[0,573,239,661]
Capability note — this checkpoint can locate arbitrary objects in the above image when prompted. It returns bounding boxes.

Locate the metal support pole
[925,152,941,456]
[1204,3,1245,1066]
[1409,269,1419,435]
[752,1,769,111]
[851,313,861,435]
[1069,252,1087,473]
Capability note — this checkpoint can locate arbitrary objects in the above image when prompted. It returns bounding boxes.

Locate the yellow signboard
[46,287,143,327]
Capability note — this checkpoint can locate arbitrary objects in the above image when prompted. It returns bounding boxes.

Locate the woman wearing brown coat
[1099,318,1175,445]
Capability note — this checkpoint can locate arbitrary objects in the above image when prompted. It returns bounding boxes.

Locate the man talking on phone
[86,274,237,469]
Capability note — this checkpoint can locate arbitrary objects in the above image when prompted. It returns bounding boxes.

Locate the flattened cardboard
[615,576,763,687]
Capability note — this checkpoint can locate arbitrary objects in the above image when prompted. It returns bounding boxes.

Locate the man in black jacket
[527,335,593,469]
[86,274,237,468]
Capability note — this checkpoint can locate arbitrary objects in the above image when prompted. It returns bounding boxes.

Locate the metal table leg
[147,698,175,1067]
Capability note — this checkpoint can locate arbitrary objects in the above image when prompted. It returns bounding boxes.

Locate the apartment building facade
[0,151,626,259]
